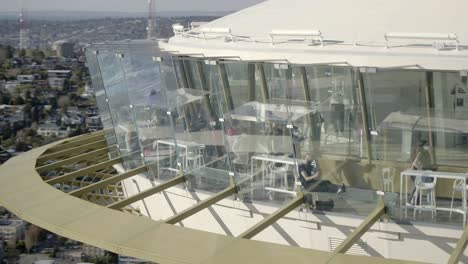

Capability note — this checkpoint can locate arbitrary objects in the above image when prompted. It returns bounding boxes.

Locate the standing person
[310,110,325,154]
[409,141,433,205]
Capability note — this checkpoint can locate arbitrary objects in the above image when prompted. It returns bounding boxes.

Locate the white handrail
[385,32,459,50]
[270,29,323,46]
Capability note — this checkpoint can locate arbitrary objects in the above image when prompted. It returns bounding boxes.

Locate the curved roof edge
[165,0,468,70]
[0,133,423,264]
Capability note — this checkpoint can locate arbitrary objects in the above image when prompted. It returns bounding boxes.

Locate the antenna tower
[147,0,157,39]
[19,8,31,49]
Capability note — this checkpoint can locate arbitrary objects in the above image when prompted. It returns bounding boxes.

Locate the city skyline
[1,0,265,12]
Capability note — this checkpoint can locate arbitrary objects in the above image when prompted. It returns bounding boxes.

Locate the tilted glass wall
[86,45,468,226]
[85,50,120,158]
[96,51,143,170]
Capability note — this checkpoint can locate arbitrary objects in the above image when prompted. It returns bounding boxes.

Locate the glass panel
[120,53,169,179]
[303,66,363,157]
[364,69,468,226]
[85,50,120,158]
[97,52,143,170]
[219,62,299,205]
[148,57,186,180]
[222,62,250,108]
[363,70,427,162]
[432,71,468,167]
[170,58,232,192]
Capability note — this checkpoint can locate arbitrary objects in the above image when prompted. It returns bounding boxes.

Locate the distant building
[19,28,31,50]
[0,219,25,246]
[0,242,4,264]
[118,255,147,264]
[82,244,105,258]
[37,124,70,138]
[85,116,102,131]
[0,104,23,113]
[34,261,55,264]
[48,70,71,91]
[61,113,83,126]
[48,77,67,91]
[17,74,35,85]
[53,40,75,58]
[0,80,5,92]
[0,48,6,64]
[5,81,17,94]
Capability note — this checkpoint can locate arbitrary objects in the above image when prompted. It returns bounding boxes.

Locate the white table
[251,155,302,194]
[156,139,202,177]
[400,169,468,225]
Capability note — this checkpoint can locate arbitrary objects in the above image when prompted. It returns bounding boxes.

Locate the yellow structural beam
[36,146,111,173]
[332,197,386,254]
[46,132,105,153]
[239,192,304,239]
[447,224,468,264]
[37,139,107,163]
[165,177,236,225]
[69,165,147,197]
[107,175,185,210]
[45,157,122,185]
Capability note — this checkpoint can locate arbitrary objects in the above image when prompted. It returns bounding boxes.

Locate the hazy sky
[1,0,265,12]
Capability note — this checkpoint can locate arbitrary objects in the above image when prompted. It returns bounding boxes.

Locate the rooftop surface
[164,0,468,70]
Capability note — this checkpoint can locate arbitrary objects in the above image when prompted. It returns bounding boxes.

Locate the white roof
[165,0,468,70]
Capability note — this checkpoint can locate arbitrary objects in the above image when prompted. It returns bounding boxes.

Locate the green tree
[24,103,32,119]
[32,49,45,61]
[0,93,10,104]
[15,241,25,253]
[5,46,14,59]
[2,59,12,70]
[14,96,24,105]
[31,106,40,122]
[57,96,70,114]
[19,49,26,57]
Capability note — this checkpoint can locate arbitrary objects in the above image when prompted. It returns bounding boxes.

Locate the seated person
[299,155,345,193]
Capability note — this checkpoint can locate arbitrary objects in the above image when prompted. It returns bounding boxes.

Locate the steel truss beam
[107,175,185,210]
[165,177,236,225]
[248,64,256,101]
[447,224,468,264]
[45,157,122,185]
[36,146,112,173]
[332,197,386,254]
[37,139,107,163]
[69,165,147,197]
[239,192,304,239]
[91,171,116,179]
[46,132,105,153]
[424,71,436,164]
[256,64,269,101]
[357,70,373,162]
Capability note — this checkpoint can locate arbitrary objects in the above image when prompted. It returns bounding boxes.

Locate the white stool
[413,176,437,219]
[269,165,289,189]
[450,179,468,217]
[382,167,396,192]
[187,144,206,168]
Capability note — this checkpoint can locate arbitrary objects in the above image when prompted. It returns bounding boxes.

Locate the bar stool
[382,167,396,193]
[187,144,206,168]
[269,165,289,189]
[450,179,468,217]
[413,175,437,219]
